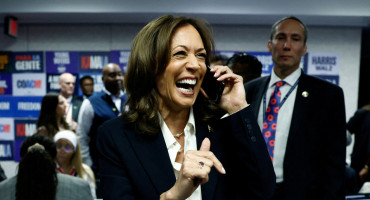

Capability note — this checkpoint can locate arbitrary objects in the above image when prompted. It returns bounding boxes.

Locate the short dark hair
[227,52,262,83]
[270,16,308,44]
[79,75,94,85]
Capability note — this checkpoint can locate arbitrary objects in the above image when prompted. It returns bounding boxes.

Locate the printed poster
[12,73,46,96]
[45,51,79,74]
[110,50,130,73]
[12,51,44,73]
[0,51,12,73]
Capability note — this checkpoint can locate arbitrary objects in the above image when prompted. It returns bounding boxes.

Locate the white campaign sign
[307,52,340,76]
[12,73,46,96]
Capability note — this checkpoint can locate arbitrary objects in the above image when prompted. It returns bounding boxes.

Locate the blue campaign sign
[12,51,44,73]
[0,96,13,117]
[45,51,79,74]
[14,119,38,140]
[79,51,110,73]
[313,75,339,86]
[0,73,12,95]
[110,50,130,73]
[0,140,14,161]
[12,96,43,118]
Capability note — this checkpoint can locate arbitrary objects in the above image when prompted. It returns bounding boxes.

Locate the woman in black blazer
[96,15,275,200]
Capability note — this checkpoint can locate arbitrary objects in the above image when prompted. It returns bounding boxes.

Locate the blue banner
[14,119,38,140]
[0,73,12,95]
[12,51,44,73]
[0,96,42,118]
[79,51,110,73]
[45,51,79,74]
[110,50,130,73]
[0,140,14,160]
[0,96,13,117]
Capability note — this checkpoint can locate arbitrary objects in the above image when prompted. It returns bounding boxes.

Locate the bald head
[102,63,124,96]
[59,73,75,98]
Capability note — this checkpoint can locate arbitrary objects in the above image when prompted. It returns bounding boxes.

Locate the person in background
[59,72,82,131]
[96,15,275,200]
[227,52,262,83]
[54,130,96,199]
[79,75,94,100]
[0,163,6,182]
[0,134,92,200]
[244,16,346,199]
[77,63,128,198]
[210,54,228,67]
[37,92,70,138]
[347,103,370,193]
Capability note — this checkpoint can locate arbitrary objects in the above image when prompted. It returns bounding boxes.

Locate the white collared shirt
[257,67,301,183]
[160,107,202,200]
[103,88,125,112]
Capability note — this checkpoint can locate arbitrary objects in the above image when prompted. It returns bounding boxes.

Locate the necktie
[262,81,286,161]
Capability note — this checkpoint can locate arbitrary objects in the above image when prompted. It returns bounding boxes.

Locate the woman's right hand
[161,138,225,200]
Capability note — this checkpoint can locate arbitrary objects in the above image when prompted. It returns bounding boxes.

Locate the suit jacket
[71,95,83,122]
[0,174,92,200]
[244,73,346,199]
[96,106,276,200]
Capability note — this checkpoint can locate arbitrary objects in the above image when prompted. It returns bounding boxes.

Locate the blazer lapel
[126,131,176,194]
[196,119,220,200]
[285,73,311,157]
[251,76,270,117]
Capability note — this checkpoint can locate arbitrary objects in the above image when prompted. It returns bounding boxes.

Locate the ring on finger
[198,161,205,169]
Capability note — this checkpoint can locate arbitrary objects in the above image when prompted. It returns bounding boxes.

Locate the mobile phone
[201,65,225,104]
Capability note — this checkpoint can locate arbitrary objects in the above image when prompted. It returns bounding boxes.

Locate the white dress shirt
[76,87,125,166]
[257,68,301,183]
[160,107,202,200]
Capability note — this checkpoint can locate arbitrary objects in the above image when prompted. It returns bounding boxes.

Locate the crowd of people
[0,14,367,200]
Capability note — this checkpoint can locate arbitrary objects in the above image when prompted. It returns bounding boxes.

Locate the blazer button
[250,136,256,142]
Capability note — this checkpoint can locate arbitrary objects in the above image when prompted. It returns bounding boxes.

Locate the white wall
[0,23,362,178]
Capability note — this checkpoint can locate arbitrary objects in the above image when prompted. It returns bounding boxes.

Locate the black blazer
[96,106,276,200]
[71,95,83,122]
[244,73,347,200]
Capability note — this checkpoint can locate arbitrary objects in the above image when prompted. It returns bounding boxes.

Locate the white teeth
[177,79,196,85]
[178,87,194,93]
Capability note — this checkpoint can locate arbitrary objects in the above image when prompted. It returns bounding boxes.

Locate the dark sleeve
[219,106,276,199]
[0,164,6,182]
[324,87,347,199]
[96,123,135,200]
[347,109,368,134]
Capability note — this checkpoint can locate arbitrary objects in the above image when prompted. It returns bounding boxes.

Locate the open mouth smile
[176,78,197,94]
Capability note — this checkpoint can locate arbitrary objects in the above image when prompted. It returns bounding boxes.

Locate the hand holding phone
[201,66,225,104]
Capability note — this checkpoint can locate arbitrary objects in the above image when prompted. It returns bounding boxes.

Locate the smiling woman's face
[156,24,207,113]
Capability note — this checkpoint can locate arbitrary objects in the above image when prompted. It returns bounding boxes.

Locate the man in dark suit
[244,16,346,199]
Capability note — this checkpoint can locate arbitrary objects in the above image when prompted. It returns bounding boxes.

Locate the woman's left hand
[202,65,248,114]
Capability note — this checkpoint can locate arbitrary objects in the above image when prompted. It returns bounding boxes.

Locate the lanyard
[263,78,300,117]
